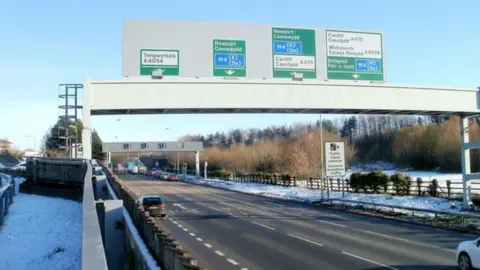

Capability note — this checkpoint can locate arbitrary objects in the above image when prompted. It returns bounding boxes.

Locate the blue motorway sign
[214,53,245,68]
[355,59,382,72]
[273,41,302,55]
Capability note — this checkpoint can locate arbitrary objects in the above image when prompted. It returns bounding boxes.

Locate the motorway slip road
[118,174,472,270]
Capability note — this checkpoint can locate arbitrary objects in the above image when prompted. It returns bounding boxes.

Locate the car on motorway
[139,195,167,218]
[168,174,178,182]
[456,237,480,270]
[152,170,162,178]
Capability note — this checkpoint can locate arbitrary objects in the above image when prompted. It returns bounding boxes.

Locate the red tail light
[159,204,165,209]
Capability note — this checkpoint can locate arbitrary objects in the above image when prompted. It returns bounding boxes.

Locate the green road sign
[271,27,316,79]
[326,30,384,81]
[213,39,246,77]
[140,49,180,76]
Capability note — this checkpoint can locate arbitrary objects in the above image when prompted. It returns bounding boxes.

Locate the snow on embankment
[0,191,82,270]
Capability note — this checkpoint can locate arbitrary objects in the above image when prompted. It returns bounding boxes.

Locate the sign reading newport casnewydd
[213,39,246,77]
[140,49,180,76]
[326,30,384,81]
[272,27,316,79]
[325,142,346,177]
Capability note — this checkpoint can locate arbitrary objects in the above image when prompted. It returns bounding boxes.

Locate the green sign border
[140,49,180,76]
[325,30,384,81]
[212,39,247,77]
[271,27,317,79]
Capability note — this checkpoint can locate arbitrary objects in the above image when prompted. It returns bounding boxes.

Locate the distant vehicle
[127,161,137,173]
[161,173,170,180]
[168,175,178,182]
[131,166,139,174]
[139,166,147,174]
[456,237,480,270]
[139,195,166,218]
[116,164,126,174]
[153,171,162,178]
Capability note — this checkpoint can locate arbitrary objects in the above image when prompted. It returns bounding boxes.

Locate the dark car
[139,195,166,218]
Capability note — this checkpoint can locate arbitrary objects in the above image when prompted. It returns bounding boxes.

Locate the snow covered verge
[0,190,82,270]
[182,176,471,217]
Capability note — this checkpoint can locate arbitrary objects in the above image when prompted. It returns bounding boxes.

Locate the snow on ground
[0,192,82,270]
[182,176,467,217]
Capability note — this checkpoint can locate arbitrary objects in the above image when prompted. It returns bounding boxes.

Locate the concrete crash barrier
[101,166,204,270]
[0,175,19,227]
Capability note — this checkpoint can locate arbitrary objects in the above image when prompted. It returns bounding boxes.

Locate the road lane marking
[204,243,212,248]
[172,221,178,224]
[173,203,187,210]
[209,206,221,211]
[189,233,196,237]
[178,224,183,228]
[319,220,347,228]
[240,268,249,270]
[215,250,225,256]
[168,210,175,214]
[227,258,238,265]
[183,228,188,231]
[252,221,275,230]
[196,238,203,242]
[359,229,455,253]
[189,208,200,213]
[287,233,323,247]
[264,202,285,207]
[342,251,399,270]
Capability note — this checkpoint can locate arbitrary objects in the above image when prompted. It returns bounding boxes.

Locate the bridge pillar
[195,151,200,178]
[83,77,93,159]
[461,116,472,209]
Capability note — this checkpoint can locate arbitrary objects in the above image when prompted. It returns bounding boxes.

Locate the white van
[131,166,139,174]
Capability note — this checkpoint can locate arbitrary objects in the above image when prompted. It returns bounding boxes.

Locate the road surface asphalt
[118,173,474,270]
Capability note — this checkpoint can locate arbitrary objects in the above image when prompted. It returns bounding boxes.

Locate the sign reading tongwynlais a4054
[140,49,180,76]
[326,30,384,82]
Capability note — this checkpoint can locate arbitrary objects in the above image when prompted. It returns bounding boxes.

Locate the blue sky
[1,0,479,150]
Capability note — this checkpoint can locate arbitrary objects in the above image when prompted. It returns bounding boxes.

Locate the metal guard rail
[82,162,108,270]
[322,198,480,220]
[103,167,160,270]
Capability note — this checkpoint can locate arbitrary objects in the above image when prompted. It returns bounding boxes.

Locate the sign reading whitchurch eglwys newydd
[123,19,385,81]
[325,142,346,178]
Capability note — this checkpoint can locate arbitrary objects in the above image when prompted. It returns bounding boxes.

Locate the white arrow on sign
[352,73,360,79]
[225,70,235,76]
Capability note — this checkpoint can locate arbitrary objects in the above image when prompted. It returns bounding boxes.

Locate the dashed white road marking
[178,224,183,228]
[209,206,221,211]
[264,202,285,207]
[196,238,203,242]
[189,233,196,237]
[342,251,399,270]
[168,210,175,214]
[319,220,346,228]
[240,268,249,270]
[173,203,187,210]
[252,221,275,230]
[287,233,323,247]
[172,221,178,224]
[189,208,200,213]
[215,250,225,256]
[204,243,212,248]
[227,258,239,265]
[183,228,188,231]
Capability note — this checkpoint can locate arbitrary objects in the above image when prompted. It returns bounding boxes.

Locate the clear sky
[1,0,478,150]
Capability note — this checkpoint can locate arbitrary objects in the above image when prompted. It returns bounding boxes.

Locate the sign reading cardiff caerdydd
[213,39,246,77]
[271,27,316,79]
[326,30,384,81]
[140,49,180,76]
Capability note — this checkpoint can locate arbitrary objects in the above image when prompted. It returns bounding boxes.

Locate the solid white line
[319,220,347,228]
[183,228,188,231]
[252,221,275,230]
[215,250,225,256]
[196,238,203,242]
[227,258,239,265]
[287,233,323,247]
[189,233,196,237]
[204,243,212,248]
[342,251,399,270]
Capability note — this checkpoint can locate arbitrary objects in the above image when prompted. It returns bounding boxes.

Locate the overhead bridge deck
[85,77,480,116]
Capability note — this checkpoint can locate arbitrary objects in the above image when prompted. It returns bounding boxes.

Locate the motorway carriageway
[118,173,472,270]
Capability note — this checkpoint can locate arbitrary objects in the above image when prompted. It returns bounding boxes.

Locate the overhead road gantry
[81,18,480,208]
